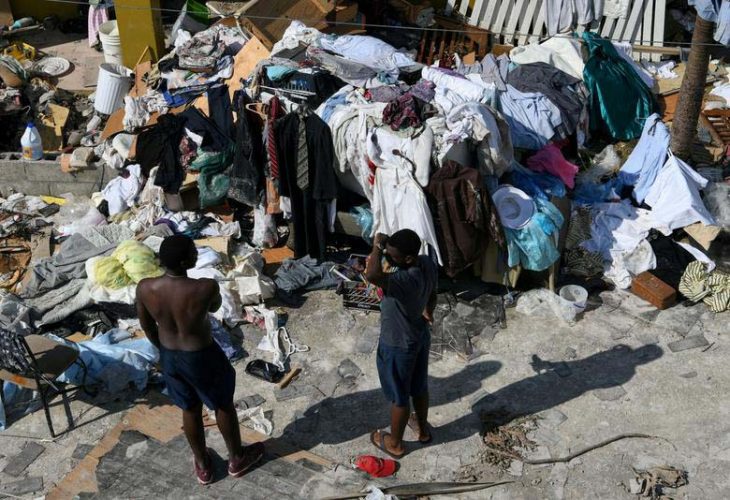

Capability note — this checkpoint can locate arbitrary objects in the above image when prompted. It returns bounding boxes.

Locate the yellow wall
[10,0,80,21]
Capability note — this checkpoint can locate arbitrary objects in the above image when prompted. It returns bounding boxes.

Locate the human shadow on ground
[279,344,662,452]
[278,360,502,451]
[437,344,663,442]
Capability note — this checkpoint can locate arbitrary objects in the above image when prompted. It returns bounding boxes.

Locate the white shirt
[645,154,717,231]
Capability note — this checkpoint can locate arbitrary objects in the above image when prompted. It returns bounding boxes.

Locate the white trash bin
[94,63,132,115]
[99,20,123,65]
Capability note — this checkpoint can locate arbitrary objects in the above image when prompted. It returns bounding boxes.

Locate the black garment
[506,62,583,135]
[263,71,346,107]
[228,91,265,207]
[647,232,696,290]
[180,106,232,153]
[136,114,186,194]
[206,84,234,140]
[275,111,338,260]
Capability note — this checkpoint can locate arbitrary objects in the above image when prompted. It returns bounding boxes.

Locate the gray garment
[274,256,337,294]
[307,47,377,88]
[479,54,510,92]
[380,255,438,350]
[25,279,93,326]
[22,233,115,298]
[544,0,574,36]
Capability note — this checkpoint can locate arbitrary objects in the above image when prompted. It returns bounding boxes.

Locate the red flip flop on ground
[353,455,398,477]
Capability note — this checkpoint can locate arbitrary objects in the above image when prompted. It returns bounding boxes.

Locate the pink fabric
[526,143,579,189]
[88,5,110,47]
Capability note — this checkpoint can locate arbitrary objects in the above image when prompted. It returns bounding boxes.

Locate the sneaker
[228,442,265,478]
[194,448,214,485]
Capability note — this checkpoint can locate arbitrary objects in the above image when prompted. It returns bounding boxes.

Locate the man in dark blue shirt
[365,229,438,458]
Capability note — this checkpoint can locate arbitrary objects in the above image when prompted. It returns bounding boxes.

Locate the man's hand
[374,233,389,249]
[422,309,434,324]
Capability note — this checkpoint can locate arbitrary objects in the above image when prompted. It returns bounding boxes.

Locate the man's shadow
[279,360,502,450]
[278,344,662,452]
[438,344,664,441]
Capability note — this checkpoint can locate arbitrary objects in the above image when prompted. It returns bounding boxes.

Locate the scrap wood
[630,465,688,498]
[322,481,514,500]
[278,366,301,389]
[484,433,675,466]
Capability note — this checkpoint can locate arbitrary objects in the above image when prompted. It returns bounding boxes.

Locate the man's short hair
[159,234,196,269]
[388,229,421,257]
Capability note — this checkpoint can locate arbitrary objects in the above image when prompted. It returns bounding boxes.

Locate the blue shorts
[159,343,235,411]
[376,339,430,407]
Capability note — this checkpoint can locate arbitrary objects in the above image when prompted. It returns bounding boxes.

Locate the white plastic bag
[252,204,278,248]
[516,288,577,325]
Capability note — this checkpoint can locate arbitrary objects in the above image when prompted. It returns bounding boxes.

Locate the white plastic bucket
[99,20,123,65]
[559,285,588,314]
[94,63,132,115]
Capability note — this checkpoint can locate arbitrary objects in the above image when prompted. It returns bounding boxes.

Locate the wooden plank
[492,0,513,44]
[517,0,540,45]
[641,0,654,53]
[601,16,616,37]
[528,3,545,43]
[652,0,666,62]
[505,0,528,45]
[621,0,647,60]
[469,0,486,26]
[480,0,501,32]
[458,0,469,16]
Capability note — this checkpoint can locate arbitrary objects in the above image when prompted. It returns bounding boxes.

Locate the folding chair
[0,329,88,437]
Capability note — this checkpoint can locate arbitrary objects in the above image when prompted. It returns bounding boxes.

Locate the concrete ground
[0,286,728,499]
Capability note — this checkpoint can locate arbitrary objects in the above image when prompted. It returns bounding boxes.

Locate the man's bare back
[136,275,222,351]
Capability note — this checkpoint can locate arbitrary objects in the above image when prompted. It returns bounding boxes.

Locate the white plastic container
[559,285,588,314]
[94,63,132,115]
[99,20,123,65]
[21,122,43,160]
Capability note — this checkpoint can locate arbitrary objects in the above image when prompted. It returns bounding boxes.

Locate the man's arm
[365,233,389,290]
[208,280,222,313]
[423,289,437,324]
[136,285,160,348]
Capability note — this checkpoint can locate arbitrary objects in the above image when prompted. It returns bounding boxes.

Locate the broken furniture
[0,329,89,437]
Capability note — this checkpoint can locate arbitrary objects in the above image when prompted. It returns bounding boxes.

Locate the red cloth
[354,455,397,477]
[267,96,282,180]
[526,143,579,189]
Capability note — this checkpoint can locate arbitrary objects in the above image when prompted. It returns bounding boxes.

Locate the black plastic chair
[0,329,88,437]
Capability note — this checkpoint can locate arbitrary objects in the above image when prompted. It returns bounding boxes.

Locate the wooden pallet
[701,108,730,146]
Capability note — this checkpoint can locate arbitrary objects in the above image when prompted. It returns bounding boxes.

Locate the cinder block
[49,181,99,197]
[0,180,51,197]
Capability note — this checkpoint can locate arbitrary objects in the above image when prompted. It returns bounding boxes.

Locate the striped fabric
[296,117,310,191]
[267,96,281,180]
[679,261,730,313]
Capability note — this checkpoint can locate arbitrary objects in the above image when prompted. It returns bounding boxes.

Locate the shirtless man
[136,234,263,485]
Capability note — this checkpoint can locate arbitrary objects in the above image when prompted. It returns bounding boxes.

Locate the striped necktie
[296,115,309,191]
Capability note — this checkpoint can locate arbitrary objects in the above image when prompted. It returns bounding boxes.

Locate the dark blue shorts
[159,343,235,411]
[376,339,430,407]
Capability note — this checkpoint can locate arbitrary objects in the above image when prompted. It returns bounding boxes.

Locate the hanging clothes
[88,3,110,47]
[135,114,187,194]
[228,91,265,207]
[619,113,669,204]
[581,32,658,140]
[425,161,505,277]
[372,166,442,265]
[275,110,339,261]
[689,0,730,46]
